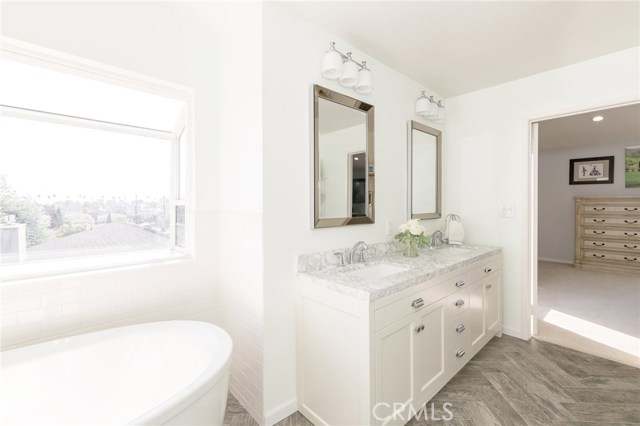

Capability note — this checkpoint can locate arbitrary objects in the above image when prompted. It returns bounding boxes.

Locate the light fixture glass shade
[339,54,359,88]
[415,91,430,116]
[354,65,373,94]
[322,48,343,80]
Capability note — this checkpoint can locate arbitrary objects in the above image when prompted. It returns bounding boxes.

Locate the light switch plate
[499,205,516,218]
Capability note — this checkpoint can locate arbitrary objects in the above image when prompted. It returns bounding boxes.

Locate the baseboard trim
[502,325,526,340]
[265,397,297,426]
[538,257,573,265]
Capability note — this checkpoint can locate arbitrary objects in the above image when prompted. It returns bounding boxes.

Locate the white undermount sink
[345,263,408,280]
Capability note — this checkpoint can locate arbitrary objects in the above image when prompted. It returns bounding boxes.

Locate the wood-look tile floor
[224,335,640,426]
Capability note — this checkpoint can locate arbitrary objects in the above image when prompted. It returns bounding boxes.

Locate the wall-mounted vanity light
[321,42,373,95]
[415,91,445,122]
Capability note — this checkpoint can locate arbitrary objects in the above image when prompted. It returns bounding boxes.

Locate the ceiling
[538,103,640,151]
[282,1,640,98]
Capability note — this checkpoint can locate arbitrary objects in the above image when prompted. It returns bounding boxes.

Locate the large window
[0,44,190,278]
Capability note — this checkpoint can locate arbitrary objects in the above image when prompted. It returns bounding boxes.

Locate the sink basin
[346,263,409,280]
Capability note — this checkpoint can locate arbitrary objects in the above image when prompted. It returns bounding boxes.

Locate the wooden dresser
[575,196,640,274]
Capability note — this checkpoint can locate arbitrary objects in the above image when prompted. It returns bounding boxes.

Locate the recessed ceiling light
[354,157,359,160]
[592,115,604,122]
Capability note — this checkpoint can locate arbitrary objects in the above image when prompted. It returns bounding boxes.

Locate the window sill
[0,249,192,284]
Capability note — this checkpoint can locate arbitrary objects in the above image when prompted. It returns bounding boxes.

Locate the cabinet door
[375,315,415,424]
[468,279,486,354]
[414,299,446,401]
[485,275,501,333]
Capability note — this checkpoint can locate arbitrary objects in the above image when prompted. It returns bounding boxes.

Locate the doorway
[529,102,640,367]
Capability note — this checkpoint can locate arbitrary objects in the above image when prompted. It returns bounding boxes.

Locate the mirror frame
[313,85,375,228]
[408,120,442,220]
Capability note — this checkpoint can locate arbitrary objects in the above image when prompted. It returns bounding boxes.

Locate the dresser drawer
[583,240,640,252]
[374,281,448,331]
[445,289,469,319]
[583,228,640,239]
[584,250,640,264]
[582,205,640,214]
[583,217,640,226]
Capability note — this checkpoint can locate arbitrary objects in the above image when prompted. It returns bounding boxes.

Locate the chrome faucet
[430,230,444,248]
[350,241,369,264]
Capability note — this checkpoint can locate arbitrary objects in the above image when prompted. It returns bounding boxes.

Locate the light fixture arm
[329,42,368,70]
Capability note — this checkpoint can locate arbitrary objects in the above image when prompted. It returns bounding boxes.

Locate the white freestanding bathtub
[1,321,232,426]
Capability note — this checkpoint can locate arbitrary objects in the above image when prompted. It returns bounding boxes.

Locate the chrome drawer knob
[484,267,492,273]
[455,280,465,288]
[456,324,465,333]
[411,298,424,309]
[456,349,466,358]
[455,299,465,307]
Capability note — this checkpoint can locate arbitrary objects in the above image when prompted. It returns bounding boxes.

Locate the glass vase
[404,243,418,257]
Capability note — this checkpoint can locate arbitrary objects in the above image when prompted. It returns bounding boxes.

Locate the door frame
[522,96,640,340]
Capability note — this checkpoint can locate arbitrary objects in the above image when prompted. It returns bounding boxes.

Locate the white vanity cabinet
[297,252,501,426]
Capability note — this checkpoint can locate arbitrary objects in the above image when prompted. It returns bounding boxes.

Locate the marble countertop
[297,244,501,301]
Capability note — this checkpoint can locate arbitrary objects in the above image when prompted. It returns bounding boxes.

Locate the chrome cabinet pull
[486,284,493,289]
[456,349,466,358]
[455,280,465,288]
[455,299,465,307]
[593,219,605,223]
[456,324,465,333]
[625,207,638,211]
[624,244,638,249]
[411,298,424,309]
[625,232,638,236]
[625,220,638,224]
[624,257,638,262]
[592,254,605,258]
[484,267,492,273]
[415,325,425,333]
[593,207,606,211]
[593,231,606,234]
[592,242,605,246]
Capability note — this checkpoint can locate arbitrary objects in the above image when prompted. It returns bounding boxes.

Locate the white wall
[445,47,640,338]
[261,4,443,422]
[538,143,638,263]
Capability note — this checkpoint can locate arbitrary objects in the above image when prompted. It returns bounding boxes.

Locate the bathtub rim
[1,320,233,426]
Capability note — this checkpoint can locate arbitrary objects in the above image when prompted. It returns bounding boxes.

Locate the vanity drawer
[445,289,469,319]
[446,311,469,353]
[374,281,448,331]
[444,271,471,295]
[468,256,501,284]
[445,343,469,376]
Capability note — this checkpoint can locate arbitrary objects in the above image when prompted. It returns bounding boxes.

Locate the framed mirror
[408,120,441,220]
[313,85,374,228]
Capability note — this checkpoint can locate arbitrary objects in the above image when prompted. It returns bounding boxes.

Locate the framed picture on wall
[569,156,614,185]
[625,145,640,188]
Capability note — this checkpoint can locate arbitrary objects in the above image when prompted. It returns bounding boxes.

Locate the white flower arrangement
[394,219,430,248]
